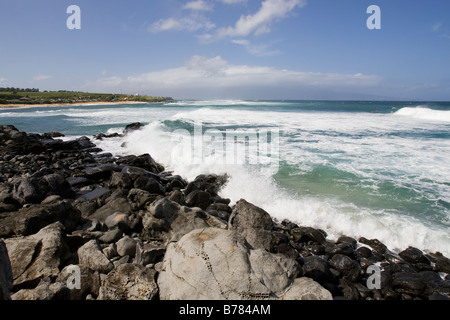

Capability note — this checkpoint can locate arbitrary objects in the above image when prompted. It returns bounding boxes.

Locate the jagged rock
[359,237,388,255]
[426,252,450,274]
[5,222,68,288]
[98,263,158,300]
[299,227,328,245]
[329,254,361,282]
[89,197,132,222]
[121,165,161,181]
[168,189,185,205]
[0,240,13,300]
[116,154,164,174]
[158,227,330,300]
[336,236,357,247]
[185,189,211,210]
[228,199,273,251]
[116,236,137,257]
[133,176,165,194]
[11,177,39,205]
[42,132,65,139]
[398,247,430,265]
[76,187,111,201]
[326,242,355,258]
[11,174,74,205]
[11,277,70,300]
[94,133,123,140]
[77,240,114,274]
[356,246,372,259]
[392,272,427,297]
[141,197,226,244]
[109,172,133,189]
[55,265,101,300]
[339,278,361,300]
[302,256,334,284]
[66,177,90,187]
[82,164,123,180]
[127,188,161,211]
[124,122,145,134]
[135,242,165,266]
[280,277,333,300]
[105,212,129,231]
[0,199,80,237]
[99,229,123,244]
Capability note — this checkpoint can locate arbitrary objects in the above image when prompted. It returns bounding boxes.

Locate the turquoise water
[1,100,449,255]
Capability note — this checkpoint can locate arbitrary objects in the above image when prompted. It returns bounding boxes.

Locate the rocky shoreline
[0,124,449,300]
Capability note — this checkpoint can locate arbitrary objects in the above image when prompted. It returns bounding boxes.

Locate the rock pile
[0,125,449,300]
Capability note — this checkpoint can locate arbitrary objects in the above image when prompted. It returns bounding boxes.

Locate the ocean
[1,100,449,256]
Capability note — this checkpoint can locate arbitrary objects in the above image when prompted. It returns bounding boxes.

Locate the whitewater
[1,100,449,256]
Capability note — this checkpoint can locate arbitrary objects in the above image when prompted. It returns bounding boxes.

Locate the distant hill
[0,89,173,105]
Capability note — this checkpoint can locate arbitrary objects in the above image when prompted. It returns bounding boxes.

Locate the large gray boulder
[11,174,74,205]
[157,227,332,300]
[77,239,114,274]
[228,199,274,251]
[11,277,70,300]
[4,222,68,288]
[0,199,80,237]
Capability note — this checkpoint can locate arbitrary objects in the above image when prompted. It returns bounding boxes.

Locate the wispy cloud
[149,14,215,33]
[0,77,7,84]
[221,0,248,4]
[150,0,305,43]
[211,0,306,40]
[33,74,52,81]
[432,22,442,32]
[431,22,450,40]
[231,39,280,56]
[183,0,213,11]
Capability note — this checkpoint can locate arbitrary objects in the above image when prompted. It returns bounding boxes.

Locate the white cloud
[231,39,280,56]
[86,55,382,98]
[213,0,306,39]
[33,74,52,81]
[222,0,247,4]
[432,22,442,32]
[221,0,247,4]
[149,14,215,33]
[0,77,7,84]
[183,0,213,11]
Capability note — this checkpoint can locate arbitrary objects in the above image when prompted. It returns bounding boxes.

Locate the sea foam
[103,107,450,257]
[394,106,450,122]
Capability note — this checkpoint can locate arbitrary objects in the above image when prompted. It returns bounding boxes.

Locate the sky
[1,0,450,100]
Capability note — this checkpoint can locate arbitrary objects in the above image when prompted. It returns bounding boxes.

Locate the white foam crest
[167,99,287,107]
[220,168,450,256]
[113,120,450,256]
[106,127,125,135]
[394,106,450,123]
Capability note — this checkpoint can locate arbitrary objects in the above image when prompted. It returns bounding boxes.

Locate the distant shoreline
[0,101,158,109]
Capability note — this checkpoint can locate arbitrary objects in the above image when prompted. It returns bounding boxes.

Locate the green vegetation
[0,88,173,105]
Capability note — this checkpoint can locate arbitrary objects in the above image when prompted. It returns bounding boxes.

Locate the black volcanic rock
[1,125,450,301]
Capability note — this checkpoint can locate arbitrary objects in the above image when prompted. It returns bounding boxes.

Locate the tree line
[0,87,40,93]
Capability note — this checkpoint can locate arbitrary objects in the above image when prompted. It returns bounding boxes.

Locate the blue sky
[1,0,450,100]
